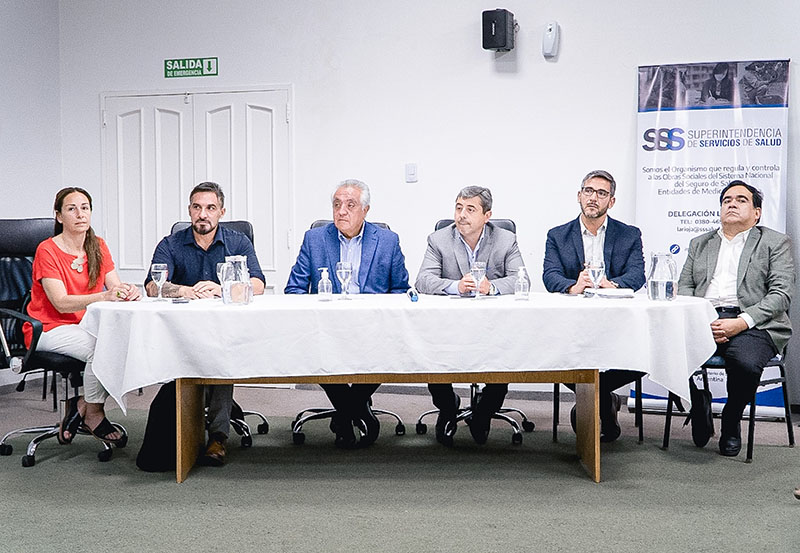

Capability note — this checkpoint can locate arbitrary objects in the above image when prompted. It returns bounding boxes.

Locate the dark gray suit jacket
[415,222,526,295]
[678,225,794,352]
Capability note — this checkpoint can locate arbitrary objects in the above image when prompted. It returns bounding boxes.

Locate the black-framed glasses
[580,187,611,199]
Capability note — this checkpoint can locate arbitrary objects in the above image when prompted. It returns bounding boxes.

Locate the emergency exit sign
[164,57,218,78]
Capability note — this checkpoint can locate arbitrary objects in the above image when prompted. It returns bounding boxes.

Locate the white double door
[101,88,292,291]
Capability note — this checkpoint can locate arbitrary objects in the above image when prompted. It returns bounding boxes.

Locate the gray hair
[581,170,616,197]
[332,179,371,208]
[190,181,225,208]
[456,186,492,213]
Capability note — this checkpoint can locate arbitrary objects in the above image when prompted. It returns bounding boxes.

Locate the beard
[192,220,216,235]
[581,203,608,220]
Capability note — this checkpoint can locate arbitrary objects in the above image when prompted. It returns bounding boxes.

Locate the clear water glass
[470,261,486,299]
[586,259,605,291]
[335,261,353,299]
[150,263,168,301]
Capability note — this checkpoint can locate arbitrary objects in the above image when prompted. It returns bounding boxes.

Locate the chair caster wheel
[416,422,428,435]
[241,435,253,448]
[0,443,12,456]
[257,422,269,435]
[292,432,305,445]
[98,449,113,462]
[522,420,535,432]
[21,455,35,467]
[116,435,128,448]
[512,433,523,445]
[395,423,406,436]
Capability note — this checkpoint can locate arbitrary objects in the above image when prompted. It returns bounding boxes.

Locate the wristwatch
[609,280,620,288]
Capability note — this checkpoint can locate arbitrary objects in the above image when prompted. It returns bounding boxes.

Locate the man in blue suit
[542,170,645,442]
[285,179,409,448]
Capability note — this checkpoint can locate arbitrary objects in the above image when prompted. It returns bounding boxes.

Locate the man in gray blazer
[415,186,528,446]
[679,180,794,456]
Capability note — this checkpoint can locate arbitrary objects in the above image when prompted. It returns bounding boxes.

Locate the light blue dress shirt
[338,224,364,294]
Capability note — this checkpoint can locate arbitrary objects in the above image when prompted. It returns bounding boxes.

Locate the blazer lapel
[736,226,761,289]
[452,226,471,276]
[602,217,616,267]
[359,223,378,291]
[570,217,585,267]
[325,225,341,293]
[476,224,494,266]
[705,232,721,285]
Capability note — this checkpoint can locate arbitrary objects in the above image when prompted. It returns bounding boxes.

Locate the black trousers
[320,383,381,418]
[565,370,644,425]
[428,383,508,416]
[714,324,777,438]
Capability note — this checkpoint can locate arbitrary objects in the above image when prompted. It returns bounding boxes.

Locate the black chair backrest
[310,219,390,230]
[170,221,255,245]
[0,218,55,257]
[434,218,516,234]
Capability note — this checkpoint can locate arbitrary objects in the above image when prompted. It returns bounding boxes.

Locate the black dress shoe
[354,402,380,448]
[468,400,491,445]
[569,405,577,433]
[333,413,357,449]
[688,380,713,447]
[600,393,622,443]
[435,395,460,447]
[719,435,741,457]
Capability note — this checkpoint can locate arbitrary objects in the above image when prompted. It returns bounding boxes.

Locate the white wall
[5,0,800,398]
[0,0,61,218]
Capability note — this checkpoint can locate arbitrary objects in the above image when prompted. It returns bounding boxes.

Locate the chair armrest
[0,307,44,368]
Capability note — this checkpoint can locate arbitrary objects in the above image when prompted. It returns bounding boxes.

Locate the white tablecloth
[80,293,718,413]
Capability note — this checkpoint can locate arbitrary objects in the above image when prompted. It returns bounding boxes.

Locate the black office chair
[169,220,270,446]
[414,219,535,445]
[0,218,127,466]
[291,219,406,444]
[661,353,794,462]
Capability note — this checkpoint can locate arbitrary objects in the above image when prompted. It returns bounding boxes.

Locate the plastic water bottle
[318,267,333,301]
[514,266,530,299]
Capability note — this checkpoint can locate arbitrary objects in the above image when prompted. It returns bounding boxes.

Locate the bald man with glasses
[542,169,646,442]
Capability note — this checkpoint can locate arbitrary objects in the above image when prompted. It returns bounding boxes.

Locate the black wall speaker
[482,9,515,51]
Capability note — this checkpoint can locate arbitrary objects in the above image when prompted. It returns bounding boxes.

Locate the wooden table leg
[175,379,204,483]
[574,370,601,483]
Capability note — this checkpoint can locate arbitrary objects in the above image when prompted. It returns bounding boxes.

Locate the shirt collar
[181,224,225,248]
[717,226,751,244]
[579,216,607,236]
[338,222,365,244]
[458,224,487,253]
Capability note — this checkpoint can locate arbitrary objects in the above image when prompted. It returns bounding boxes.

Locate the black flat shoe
[719,436,741,457]
[57,396,83,445]
[435,394,460,447]
[333,414,357,449]
[354,402,380,448]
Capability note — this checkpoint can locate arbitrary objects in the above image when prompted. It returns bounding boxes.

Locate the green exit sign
[164,57,218,78]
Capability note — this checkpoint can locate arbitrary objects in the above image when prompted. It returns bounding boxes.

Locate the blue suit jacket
[284,221,410,294]
[542,216,645,293]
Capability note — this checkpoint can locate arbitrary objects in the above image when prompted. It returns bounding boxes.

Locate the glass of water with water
[586,259,605,292]
[150,263,168,301]
[335,261,353,299]
[470,261,487,298]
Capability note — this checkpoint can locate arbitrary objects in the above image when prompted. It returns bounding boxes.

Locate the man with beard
[542,170,645,442]
[145,181,265,466]
[415,186,528,446]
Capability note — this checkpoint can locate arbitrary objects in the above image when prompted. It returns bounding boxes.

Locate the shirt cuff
[444,280,460,295]
[739,312,755,329]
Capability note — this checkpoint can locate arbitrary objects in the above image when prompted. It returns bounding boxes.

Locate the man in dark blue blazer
[285,179,409,448]
[542,170,645,442]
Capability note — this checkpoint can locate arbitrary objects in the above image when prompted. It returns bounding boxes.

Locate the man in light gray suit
[679,180,794,456]
[415,186,528,446]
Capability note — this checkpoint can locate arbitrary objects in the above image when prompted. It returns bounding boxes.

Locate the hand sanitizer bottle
[318,267,333,301]
[514,266,530,299]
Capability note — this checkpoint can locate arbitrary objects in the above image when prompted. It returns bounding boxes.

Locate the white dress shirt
[705,227,755,328]
[579,217,607,264]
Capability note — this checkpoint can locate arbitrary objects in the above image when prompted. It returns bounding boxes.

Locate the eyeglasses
[580,187,611,199]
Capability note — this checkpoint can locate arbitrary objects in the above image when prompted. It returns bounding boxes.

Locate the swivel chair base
[292,401,405,445]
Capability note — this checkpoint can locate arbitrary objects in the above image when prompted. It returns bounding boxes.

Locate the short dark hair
[719,180,763,209]
[456,186,492,213]
[581,170,616,197]
[190,181,225,208]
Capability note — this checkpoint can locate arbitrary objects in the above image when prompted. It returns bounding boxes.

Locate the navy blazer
[542,216,645,293]
[284,221,409,294]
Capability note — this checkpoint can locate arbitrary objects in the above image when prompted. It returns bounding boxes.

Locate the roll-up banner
[635,59,790,417]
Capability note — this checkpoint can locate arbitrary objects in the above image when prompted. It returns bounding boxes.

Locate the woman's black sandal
[57,396,83,445]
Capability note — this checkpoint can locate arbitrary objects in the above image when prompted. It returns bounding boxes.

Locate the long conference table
[80,293,717,483]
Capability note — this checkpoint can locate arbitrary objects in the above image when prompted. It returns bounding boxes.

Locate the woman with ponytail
[25,187,141,445]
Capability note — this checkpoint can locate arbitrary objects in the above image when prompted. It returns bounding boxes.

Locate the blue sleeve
[612,229,646,291]
[143,237,174,286]
[284,232,313,294]
[542,230,575,293]
[387,234,410,293]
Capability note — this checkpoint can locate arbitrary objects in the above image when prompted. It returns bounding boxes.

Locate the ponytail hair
[53,187,103,289]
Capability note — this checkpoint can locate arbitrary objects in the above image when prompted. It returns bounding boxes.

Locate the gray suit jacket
[415,222,527,295]
[678,225,794,352]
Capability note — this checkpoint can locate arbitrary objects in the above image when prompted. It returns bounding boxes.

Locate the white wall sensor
[543,21,560,58]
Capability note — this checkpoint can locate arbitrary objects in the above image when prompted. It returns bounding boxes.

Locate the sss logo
[642,128,685,151]
[669,244,680,255]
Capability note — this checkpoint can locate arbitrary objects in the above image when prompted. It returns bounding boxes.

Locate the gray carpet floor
[1,382,799,552]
